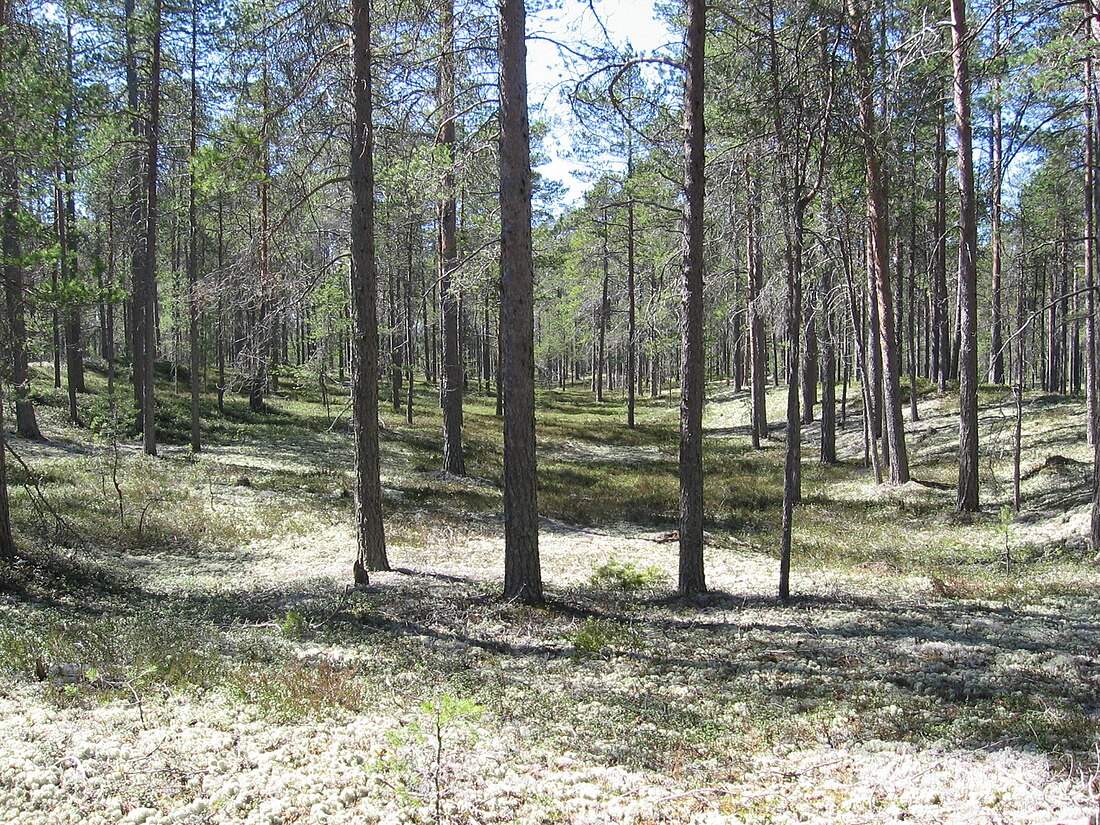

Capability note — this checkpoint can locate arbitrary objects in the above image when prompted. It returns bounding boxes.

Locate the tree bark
[848,0,908,484]
[1086,19,1098,444]
[57,169,80,425]
[952,0,980,511]
[626,196,637,428]
[0,378,13,560]
[778,203,804,601]
[988,8,1005,386]
[2,174,40,440]
[126,0,147,434]
[141,0,161,456]
[439,12,464,473]
[801,281,817,425]
[842,225,883,484]
[188,0,201,453]
[747,171,768,447]
[61,14,84,412]
[678,0,707,597]
[405,225,415,425]
[389,258,403,413]
[820,252,837,464]
[499,0,542,603]
[597,208,609,402]
[350,0,388,582]
[933,99,949,391]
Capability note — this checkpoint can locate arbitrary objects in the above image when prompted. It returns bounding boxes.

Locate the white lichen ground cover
[1,387,1098,824]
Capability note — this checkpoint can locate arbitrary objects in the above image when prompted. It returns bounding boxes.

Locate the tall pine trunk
[988,7,1005,385]
[350,0,388,581]
[747,171,768,446]
[933,100,949,391]
[820,247,837,464]
[188,0,201,453]
[849,0,908,484]
[0,378,12,559]
[126,0,147,434]
[678,0,707,597]
[141,0,161,456]
[952,0,980,511]
[626,196,637,428]
[596,208,609,402]
[439,1,464,474]
[499,0,542,603]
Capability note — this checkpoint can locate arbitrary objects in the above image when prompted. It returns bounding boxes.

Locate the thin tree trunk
[626,196,636,428]
[439,0,464,476]
[126,0,147,433]
[779,204,804,600]
[747,172,768,446]
[496,288,504,417]
[1088,7,1100,445]
[842,228,883,484]
[801,280,817,425]
[989,8,1005,386]
[0,378,13,559]
[933,99,949,391]
[405,224,415,425]
[821,250,836,464]
[499,0,542,603]
[216,202,226,414]
[350,0,388,581]
[952,0,980,511]
[51,183,61,392]
[2,171,41,438]
[907,172,920,421]
[867,238,883,451]
[849,0,908,484]
[596,208,609,403]
[389,258,402,413]
[104,202,117,395]
[679,0,707,597]
[61,17,85,407]
[188,0,201,452]
[1013,384,1022,512]
[57,168,80,424]
[141,0,162,456]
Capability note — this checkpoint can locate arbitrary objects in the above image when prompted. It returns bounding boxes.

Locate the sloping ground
[0,386,1098,824]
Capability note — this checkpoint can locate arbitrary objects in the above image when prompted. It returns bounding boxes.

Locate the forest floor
[1,367,1099,824]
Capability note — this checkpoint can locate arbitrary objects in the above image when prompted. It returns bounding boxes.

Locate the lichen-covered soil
[1,380,1098,824]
